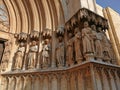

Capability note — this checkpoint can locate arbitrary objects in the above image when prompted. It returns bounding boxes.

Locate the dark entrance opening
[0,40,5,64]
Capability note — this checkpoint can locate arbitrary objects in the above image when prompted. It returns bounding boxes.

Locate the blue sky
[96,0,120,14]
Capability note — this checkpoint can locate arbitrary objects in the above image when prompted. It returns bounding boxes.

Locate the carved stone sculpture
[98,27,111,63]
[73,28,82,63]
[1,41,12,71]
[90,25,96,54]
[91,25,103,60]
[14,42,25,70]
[42,39,51,68]
[82,21,93,55]
[66,33,74,66]
[108,42,116,64]
[28,41,38,69]
[1,51,9,71]
[56,36,65,67]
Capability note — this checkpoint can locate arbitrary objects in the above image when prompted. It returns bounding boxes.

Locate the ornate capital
[15,32,28,42]
[71,16,78,27]
[42,28,52,39]
[56,26,64,37]
[30,30,39,40]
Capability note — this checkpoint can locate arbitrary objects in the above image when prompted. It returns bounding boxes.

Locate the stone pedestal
[0,61,120,90]
[85,53,95,61]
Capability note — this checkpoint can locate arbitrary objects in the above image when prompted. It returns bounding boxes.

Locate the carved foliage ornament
[42,28,52,39]
[56,26,64,37]
[65,22,72,32]
[30,30,39,40]
[71,16,78,27]
[15,32,28,42]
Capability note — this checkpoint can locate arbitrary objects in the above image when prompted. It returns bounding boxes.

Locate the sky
[96,0,120,14]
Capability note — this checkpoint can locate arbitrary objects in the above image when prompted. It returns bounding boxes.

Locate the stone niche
[0,8,120,90]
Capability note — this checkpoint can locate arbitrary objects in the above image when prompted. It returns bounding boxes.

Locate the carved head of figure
[74,27,79,34]
[97,27,102,32]
[58,36,63,42]
[91,24,96,31]
[44,39,49,45]
[16,51,22,57]
[83,21,89,28]
[19,42,24,47]
[68,33,73,39]
[31,41,37,46]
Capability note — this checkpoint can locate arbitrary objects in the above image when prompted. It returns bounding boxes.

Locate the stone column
[114,71,120,90]
[51,31,56,68]
[51,75,58,90]
[78,72,85,90]
[1,77,9,90]
[90,65,97,90]
[15,76,24,90]
[43,76,49,90]
[66,74,71,90]
[108,70,117,90]
[57,74,61,90]
[48,75,52,90]
[33,75,41,90]
[23,75,32,90]
[8,77,16,90]
[94,68,102,90]
[61,75,67,90]
[101,69,110,90]
[74,72,78,90]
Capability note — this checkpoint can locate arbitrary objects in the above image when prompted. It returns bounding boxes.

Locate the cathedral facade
[0,0,120,90]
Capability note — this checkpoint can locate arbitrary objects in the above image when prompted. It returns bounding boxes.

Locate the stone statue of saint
[42,39,51,67]
[66,33,74,66]
[90,25,97,54]
[95,27,103,59]
[73,28,82,63]
[108,42,116,64]
[98,27,110,62]
[1,51,9,71]
[82,21,93,54]
[91,25,103,59]
[14,42,25,70]
[1,41,12,71]
[56,36,65,67]
[28,41,38,69]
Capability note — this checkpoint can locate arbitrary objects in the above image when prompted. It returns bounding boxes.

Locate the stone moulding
[1,61,120,76]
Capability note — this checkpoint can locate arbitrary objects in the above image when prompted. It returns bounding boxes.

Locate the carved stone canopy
[56,26,64,37]
[15,32,28,42]
[71,16,78,27]
[65,22,72,32]
[65,8,109,31]
[42,28,52,39]
[30,30,39,41]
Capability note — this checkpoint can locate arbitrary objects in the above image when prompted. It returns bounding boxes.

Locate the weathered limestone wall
[96,4,104,17]
[60,0,97,21]
[103,7,120,65]
[104,7,120,53]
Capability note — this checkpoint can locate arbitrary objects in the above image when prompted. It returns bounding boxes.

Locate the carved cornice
[65,8,109,31]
